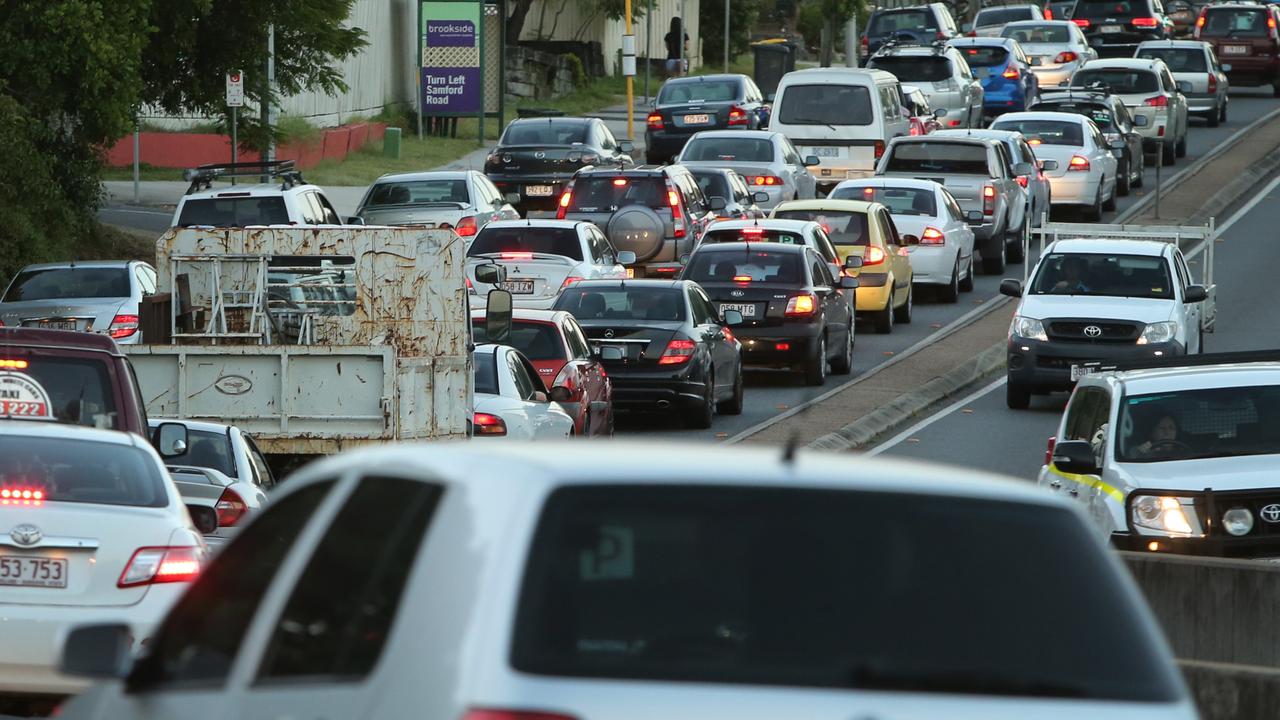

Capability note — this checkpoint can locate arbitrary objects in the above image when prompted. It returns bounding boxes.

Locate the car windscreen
[1118,385,1280,462]
[1070,69,1159,94]
[701,228,809,246]
[3,267,131,302]
[977,7,1037,26]
[685,249,804,284]
[1072,0,1149,20]
[681,137,775,163]
[868,56,953,83]
[1,435,167,507]
[869,9,938,33]
[5,359,119,429]
[772,209,871,246]
[833,186,937,216]
[1002,23,1072,43]
[512,485,1184,702]
[564,177,669,213]
[1032,101,1116,130]
[554,287,688,322]
[177,197,290,227]
[473,352,500,395]
[692,172,730,201]
[883,142,993,175]
[992,119,1084,145]
[658,80,741,104]
[1030,252,1173,299]
[472,320,567,362]
[500,121,590,146]
[158,429,235,477]
[1135,48,1209,71]
[958,46,1011,67]
[363,179,470,207]
[468,227,583,261]
[1200,7,1270,37]
[777,84,873,127]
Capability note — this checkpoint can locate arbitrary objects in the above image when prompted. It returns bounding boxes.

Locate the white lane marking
[1216,173,1280,236]
[867,376,1008,455]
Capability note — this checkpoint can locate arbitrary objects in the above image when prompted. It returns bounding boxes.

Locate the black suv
[1031,86,1146,195]
[645,74,770,164]
[556,165,721,278]
[1071,0,1173,57]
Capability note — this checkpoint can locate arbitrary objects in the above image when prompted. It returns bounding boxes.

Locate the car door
[876,209,912,303]
[942,188,975,262]
[687,284,732,395]
[809,252,848,339]
[478,174,519,220]
[597,121,629,167]
[778,136,809,199]
[811,224,844,279]
[1113,101,1143,174]
[242,434,276,489]
[1161,66,1187,138]
[562,315,609,433]
[1087,121,1118,191]
[679,173,714,239]
[1171,249,1200,349]
[1054,386,1108,515]
[506,349,561,439]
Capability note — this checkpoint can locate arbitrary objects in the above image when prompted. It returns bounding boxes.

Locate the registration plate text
[1224,44,1249,55]
[1070,364,1091,382]
[719,302,757,317]
[683,114,711,124]
[0,556,68,588]
[525,185,554,197]
[1099,24,1122,32]
[809,146,842,158]
[498,280,534,294]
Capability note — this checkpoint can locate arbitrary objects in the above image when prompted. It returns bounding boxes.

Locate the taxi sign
[0,371,52,418]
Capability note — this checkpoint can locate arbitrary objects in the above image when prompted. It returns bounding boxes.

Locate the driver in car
[1132,413,1182,458]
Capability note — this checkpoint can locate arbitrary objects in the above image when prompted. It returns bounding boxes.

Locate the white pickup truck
[125,225,472,473]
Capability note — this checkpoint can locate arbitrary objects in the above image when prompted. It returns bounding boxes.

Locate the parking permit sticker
[579,525,635,581]
[0,372,52,418]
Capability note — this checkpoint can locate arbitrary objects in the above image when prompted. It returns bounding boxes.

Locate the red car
[470,308,614,436]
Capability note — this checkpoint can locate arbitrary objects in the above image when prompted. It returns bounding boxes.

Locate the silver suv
[867,42,984,128]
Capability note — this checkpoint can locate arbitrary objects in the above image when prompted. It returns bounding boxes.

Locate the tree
[700,0,765,67]
[816,0,859,66]
[507,0,536,41]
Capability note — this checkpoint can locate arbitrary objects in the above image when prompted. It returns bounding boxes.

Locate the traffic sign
[226,71,245,108]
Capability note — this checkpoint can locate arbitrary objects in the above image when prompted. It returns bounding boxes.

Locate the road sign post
[226,70,245,185]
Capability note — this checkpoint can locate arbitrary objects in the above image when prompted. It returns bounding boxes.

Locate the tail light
[1016,174,1029,188]
[108,314,139,339]
[728,106,749,126]
[860,35,869,57]
[1208,73,1217,93]
[1044,6,1053,19]
[554,187,573,219]
[920,227,945,244]
[1144,94,1168,107]
[732,275,754,282]
[1072,18,1090,27]
[747,175,783,185]
[560,276,583,290]
[455,216,478,237]
[646,112,663,130]
[500,252,534,260]
[1194,9,1206,36]
[966,29,977,36]
[935,31,946,40]
[1068,155,1090,171]
[909,122,922,136]
[1044,436,1057,466]
[874,140,885,159]
[1055,51,1078,63]
[118,546,201,587]
[0,487,45,506]
[657,338,696,364]
[463,711,578,720]
[473,412,507,436]
[215,487,247,528]
[466,277,475,294]
[982,185,996,215]
[1131,16,1159,27]
[667,184,685,238]
[784,294,818,317]
[1002,66,1020,79]
[863,246,887,266]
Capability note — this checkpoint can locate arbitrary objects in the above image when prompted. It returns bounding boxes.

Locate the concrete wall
[506,46,578,100]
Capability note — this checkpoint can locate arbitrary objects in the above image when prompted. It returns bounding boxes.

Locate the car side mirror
[933,107,948,118]
[709,196,728,211]
[901,233,920,245]
[186,504,218,535]
[549,386,573,403]
[966,210,984,222]
[617,250,637,265]
[679,253,690,266]
[599,345,625,361]
[154,422,189,458]
[485,289,513,344]
[532,390,549,403]
[1040,159,1060,171]
[804,155,821,167]
[840,275,860,289]
[1184,284,1208,303]
[60,624,133,680]
[618,140,635,153]
[1133,114,1150,127]
[475,263,505,284]
[1176,81,1192,93]
[999,278,1023,297]
[1012,161,1034,176]
[752,191,769,202]
[722,309,744,325]
[504,192,522,205]
[1052,439,1101,475]
[844,255,864,269]
[1222,63,1233,72]
[344,216,366,226]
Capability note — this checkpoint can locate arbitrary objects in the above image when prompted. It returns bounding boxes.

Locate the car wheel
[1007,218,1027,263]
[1273,80,1280,98]
[1006,380,1031,410]
[604,407,615,437]
[959,256,975,291]
[1207,103,1221,128]
[1083,185,1103,221]
[1103,179,1117,211]
[1221,100,1228,123]
[982,237,1006,274]
[873,294,894,334]
[718,362,745,414]
[1132,155,1145,188]
[1162,139,1176,166]
[940,262,960,303]
[1175,132,1187,158]
[689,371,715,429]
[894,283,913,324]
[1117,158,1131,196]
[831,323,854,374]
[804,335,828,386]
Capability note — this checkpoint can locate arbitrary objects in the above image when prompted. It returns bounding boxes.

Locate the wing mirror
[1012,161,1035,176]
[617,250,637,265]
[344,216,366,226]
[485,288,513,344]
[618,140,635,153]
[1176,81,1192,94]
[722,309,744,326]
[154,422,189,458]
[1040,159,1060,171]
[901,233,921,245]
[549,386,573,403]
[709,196,728,211]
[844,255,864,269]
[999,278,1023,297]
[475,263,506,284]
[1133,114,1150,127]
[1052,439,1101,475]
[804,155,821,167]
[933,107,948,118]
[1184,284,1208,303]
[186,504,218,534]
[679,253,691,266]
[61,624,133,680]
[1222,63,1233,73]
[504,192,522,205]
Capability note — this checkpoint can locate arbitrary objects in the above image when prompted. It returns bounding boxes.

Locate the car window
[1002,23,1071,43]
[468,226,584,260]
[134,266,157,296]
[177,196,291,227]
[810,257,832,288]
[682,137,774,163]
[4,266,132,301]
[879,209,902,246]
[869,9,938,33]
[687,287,713,325]
[255,477,442,682]
[976,7,1037,26]
[7,357,118,429]
[772,209,871,247]
[365,179,470,207]
[556,287,688,321]
[943,189,965,221]
[501,120,590,146]
[563,318,593,359]
[1072,68,1159,94]
[1031,252,1173,299]
[693,172,731,204]
[869,56,953,84]
[508,351,540,401]
[685,248,804,284]
[959,46,1011,68]
[1064,386,1111,449]
[659,79,740,103]
[729,173,751,204]
[813,227,840,259]
[1201,7,1272,37]
[777,84,873,126]
[883,142,994,174]
[297,193,323,224]
[565,176,668,213]
[161,428,235,477]
[1136,47,1208,72]
[244,435,275,487]
[680,174,707,213]
[131,480,335,689]
[1,435,168,507]
[992,119,1084,146]
[473,320,568,362]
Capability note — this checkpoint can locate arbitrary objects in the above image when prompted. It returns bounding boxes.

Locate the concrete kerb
[1188,143,1280,227]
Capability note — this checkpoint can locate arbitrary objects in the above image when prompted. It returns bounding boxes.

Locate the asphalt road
[873,165,1280,480]
[616,89,1280,440]
[98,206,172,234]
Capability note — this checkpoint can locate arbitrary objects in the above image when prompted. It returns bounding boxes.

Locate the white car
[171,160,346,227]
[58,442,1197,720]
[868,44,985,128]
[991,111,1119,220]
[1001,20,1098,87]
[473,344,575,439]
[165,466,268,548]
[972,3,1046,37]
[0,420,204,703]
[698,218,845,280]
[676,129,819,209]
[1135,40,1230,128]
[831,178,976,302]
[146,418,277,490]
[933,128,1053,229]
[467,219,635,309]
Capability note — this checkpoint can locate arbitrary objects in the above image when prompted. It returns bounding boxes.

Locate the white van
[768,68,912,195]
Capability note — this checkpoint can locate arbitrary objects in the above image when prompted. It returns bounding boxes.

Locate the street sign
[226,71,245,107]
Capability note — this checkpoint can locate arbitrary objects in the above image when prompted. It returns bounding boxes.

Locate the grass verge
[82,223,158,263]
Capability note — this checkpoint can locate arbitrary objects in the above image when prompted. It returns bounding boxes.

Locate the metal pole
[1155,144,1162,219]
[724,0,730,73]
[417,3,425,139]
[625,0,634,140]
[845,15,858,67]
[644,0,652,101]
[132,123,140,204]
[231,106,238,186]
[266,25,276,167]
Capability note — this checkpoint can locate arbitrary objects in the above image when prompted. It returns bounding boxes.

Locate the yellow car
[771,199,914,333]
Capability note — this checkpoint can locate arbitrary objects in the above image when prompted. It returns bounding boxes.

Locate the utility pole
[265,24,277,170]
[624,0,636,140]
[724,0,730,73]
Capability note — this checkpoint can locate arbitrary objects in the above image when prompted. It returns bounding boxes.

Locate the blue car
[948,37,1040,119]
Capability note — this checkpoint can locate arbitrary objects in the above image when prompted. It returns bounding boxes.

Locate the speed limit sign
[226,71,245,108]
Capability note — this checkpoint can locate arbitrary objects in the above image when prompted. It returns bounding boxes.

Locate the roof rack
[1079,350,1280,376]
[183,160,305,195]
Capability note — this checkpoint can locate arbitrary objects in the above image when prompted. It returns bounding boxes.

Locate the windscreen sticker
[0,372,51,418]
[578,525,635,581]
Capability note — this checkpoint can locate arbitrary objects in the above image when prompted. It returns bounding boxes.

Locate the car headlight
[1010,315,1047,341]
[1130,494,1204,537]
[1137,321,1178,345]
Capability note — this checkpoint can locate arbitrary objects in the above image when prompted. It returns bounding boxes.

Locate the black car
[1071,0,1173,57]
[1031,87,1145,195]
[552,279,743,428]
[644,74,770,164]
[485,117,634,213]
[680,242,859,387]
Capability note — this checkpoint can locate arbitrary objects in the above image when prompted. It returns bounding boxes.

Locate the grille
[1208,490,1280,537]
[1047,319,1140,343]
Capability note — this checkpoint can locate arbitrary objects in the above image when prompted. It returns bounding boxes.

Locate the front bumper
[1048,172,1098,205]
[735,325,822,369]
[1007,336,1183,391]
[1114,532,1280,558]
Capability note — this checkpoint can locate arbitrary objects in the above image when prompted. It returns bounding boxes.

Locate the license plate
[1224,44,1249,55]
[25,320,76,330]
[810,146,841,158]
[1030,56,1044,66]
[683,113,711,124]
[1100,24,1122,32]
[1070,364,1090,382]
[525,185,554,197]
[0,555,68,588]
[719,302,757,317]
[498,280,534,294]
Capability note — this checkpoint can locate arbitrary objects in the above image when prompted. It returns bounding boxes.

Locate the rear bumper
[906,246,960,285]
[607,372,706,411]
[1006,336,1183,391]
[854,275,893,312]
[1028,65,1075,87]
[735,325,822,368]
[1222,57,1280,85]
[1185,93,1221,113]
[1048,173,1098,205]
[966,218,1000,240]
[488,175,571,210]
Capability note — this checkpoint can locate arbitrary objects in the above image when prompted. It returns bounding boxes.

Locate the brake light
[920,227,945,244]
[1208,73,1217,93]
[118,546,201,587]
[1131,16,1159,27]
[1016,174,1029,188]
[983,185,996,215]
[560,276,583,290]
[1270,16,1277,30]
[1044,436,1057,466]
[1069,155,1090,171]
[909,122,922,136]
[500,252,534,260]
[784,294,818,316]
[1144,95,1168,107]
[555,189,572,219]
[1055,51,1078,64]
[728,106,749,126]
[1044,6,1053,19]
[0,488,45,506]
[646,112,663,130]
[108,314,139,339]
[1072,18,1090,27]
[215,487,248,528]
[473,412,507,436]
[667,185,685,238]
[1002,66,1020,79]
[864,246,886,266]
[732,275,754,282]
[0,359,28,369]
[860,35,869,57]
[748,175,782,185]
[657,338,697,364]
[740,226,765,236]
[874,140,885,159]
[463,710,578,720]
[455,215,478,237]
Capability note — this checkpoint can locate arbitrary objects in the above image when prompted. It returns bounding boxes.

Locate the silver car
[934,128,1053,231]
[971,4,1046,37]
[354,170,519,237]
[676,129,818,209]
[1002,20,1098,87]
[0,261,156,344]
[1135,40,1230,127]
[868,44,985,128]
[1072,57,1191,165]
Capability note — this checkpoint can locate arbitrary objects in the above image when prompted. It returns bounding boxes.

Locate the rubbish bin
[516,108,567,118]
[752,40,797,101]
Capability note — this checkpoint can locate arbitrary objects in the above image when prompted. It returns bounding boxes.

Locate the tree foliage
[700,0,765,67]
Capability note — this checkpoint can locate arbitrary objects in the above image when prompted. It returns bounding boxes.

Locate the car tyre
[689,371,715,429]
[1175,132,1187,158]
[1007,219,1027,263]
[1083,185,1103,221]
[1006,381,1031,410]
[959,256,975,291]
[1117,158,1131,196]
[1221,100,1228,123]
[831,324,854,375]
[1103,179,1117,211]
[940,261,960,303]
[894,283,913,324]
[718,363,745,414]
[1198,326,1205,354]
[1207,104,1221,128]
[982,237,1007,275]
[804,335,828,386]
[873,295,894,334]
[1162,139,1176,166]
